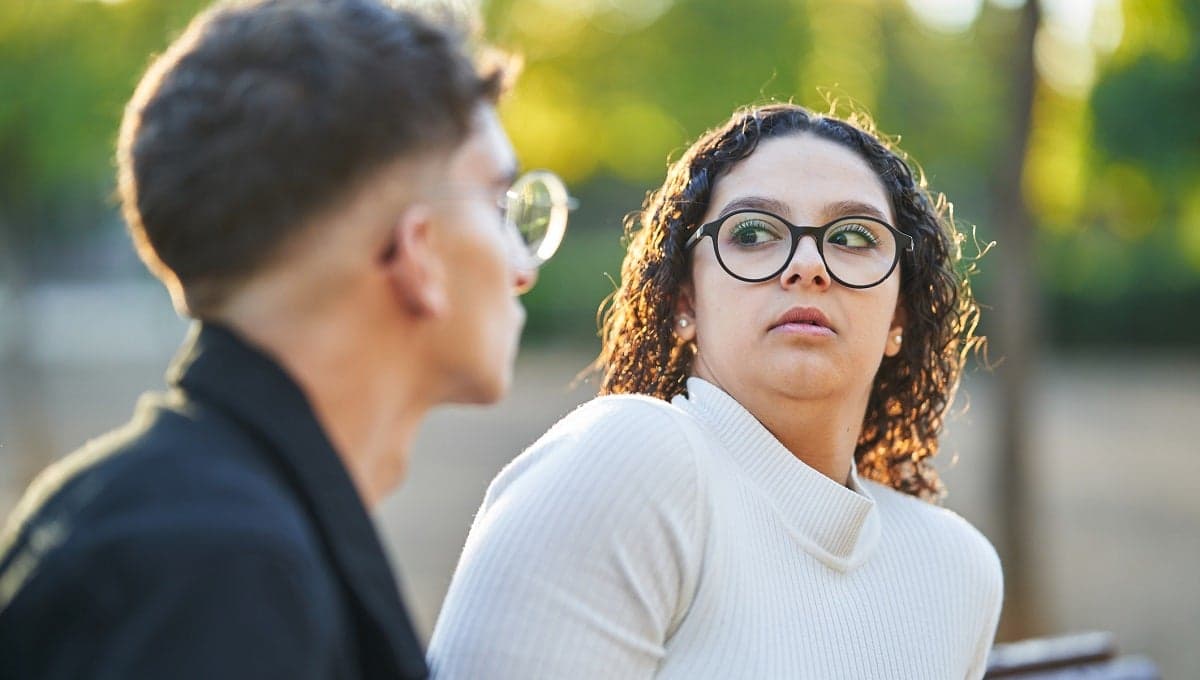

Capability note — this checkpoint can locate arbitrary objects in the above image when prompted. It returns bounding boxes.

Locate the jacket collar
[167,322,426,677]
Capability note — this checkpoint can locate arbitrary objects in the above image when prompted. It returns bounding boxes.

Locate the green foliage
[0,0,207,235]
[520,222,624,345]
[1092,51,1200,184]
[485,0,811,183]
[2,0,1198,348]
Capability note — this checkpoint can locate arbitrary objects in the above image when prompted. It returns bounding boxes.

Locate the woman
[428,103,1002,679]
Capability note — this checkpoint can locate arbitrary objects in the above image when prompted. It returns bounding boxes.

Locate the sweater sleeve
[964,540,1004,680]
[427,396,707,680]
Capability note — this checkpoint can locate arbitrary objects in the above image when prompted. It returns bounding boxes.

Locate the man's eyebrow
[717,195,791,218]
[823,200,890,222]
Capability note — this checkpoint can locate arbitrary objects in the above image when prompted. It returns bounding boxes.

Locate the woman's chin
[756,363,843,400]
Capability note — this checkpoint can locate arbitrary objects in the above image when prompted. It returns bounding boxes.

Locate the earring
[678,318,690,328]
[893,334,902,345]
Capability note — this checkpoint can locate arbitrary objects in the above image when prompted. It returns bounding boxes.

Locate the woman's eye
[828,224,879,248]
[729,220,783,246]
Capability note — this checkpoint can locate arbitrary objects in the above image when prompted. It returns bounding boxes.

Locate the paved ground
[2,347,1198,677]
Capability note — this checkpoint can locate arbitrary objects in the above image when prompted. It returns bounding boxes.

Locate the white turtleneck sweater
[428,378,1003,679]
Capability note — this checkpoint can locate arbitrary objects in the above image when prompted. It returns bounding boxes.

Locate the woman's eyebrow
[823,200,890,222]
[717,196,891,224]
[718,195,791,217]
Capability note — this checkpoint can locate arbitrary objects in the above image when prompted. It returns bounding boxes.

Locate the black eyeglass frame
[684,209,915,289]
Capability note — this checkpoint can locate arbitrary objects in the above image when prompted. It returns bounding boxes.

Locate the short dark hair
[117,0,508,316]
[598,103,984,502]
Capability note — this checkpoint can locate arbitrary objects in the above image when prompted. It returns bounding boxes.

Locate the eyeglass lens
[505,170,570,265]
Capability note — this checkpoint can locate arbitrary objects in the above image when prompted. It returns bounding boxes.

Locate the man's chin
[452,368,512,406]
[471,380,509,405]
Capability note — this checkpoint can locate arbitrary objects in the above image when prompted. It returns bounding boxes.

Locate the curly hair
[596,103,984,502]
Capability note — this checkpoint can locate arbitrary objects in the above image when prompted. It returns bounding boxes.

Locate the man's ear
[884,296,906,358]
[674,279,697,343]
[380,205,447,319]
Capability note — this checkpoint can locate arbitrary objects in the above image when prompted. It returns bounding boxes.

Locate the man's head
[118,0,541,404]
[119,0,505,314]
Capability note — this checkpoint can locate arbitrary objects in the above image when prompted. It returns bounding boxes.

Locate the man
[0,0,570,677]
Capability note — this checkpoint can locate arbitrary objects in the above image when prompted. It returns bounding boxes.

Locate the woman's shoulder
[864,480,1004,629]
[864,479,1002,571]
[553,391,693,429]
[482,393,709,510]
[534,392,705,460]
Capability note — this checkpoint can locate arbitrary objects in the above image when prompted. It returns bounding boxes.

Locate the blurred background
[1,0,1198,675]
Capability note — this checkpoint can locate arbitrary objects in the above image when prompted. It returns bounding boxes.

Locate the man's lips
[770,306,836,335]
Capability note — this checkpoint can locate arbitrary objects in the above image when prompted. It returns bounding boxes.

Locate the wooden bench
[984,631,1160,678]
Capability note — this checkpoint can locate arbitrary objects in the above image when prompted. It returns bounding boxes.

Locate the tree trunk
[0,215,55,508]
[991,0,1043,641]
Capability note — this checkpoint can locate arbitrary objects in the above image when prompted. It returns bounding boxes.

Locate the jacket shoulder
[0,391,325,607]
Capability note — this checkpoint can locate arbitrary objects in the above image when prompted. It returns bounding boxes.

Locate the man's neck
[222,313,431,508]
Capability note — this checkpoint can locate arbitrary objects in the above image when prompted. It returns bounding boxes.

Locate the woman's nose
[780,236,831,289]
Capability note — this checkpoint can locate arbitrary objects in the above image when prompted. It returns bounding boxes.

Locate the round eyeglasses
[502,170,577,266]
[684,209,914,289]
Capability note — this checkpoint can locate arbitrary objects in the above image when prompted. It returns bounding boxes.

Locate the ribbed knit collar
[672,378,880,572]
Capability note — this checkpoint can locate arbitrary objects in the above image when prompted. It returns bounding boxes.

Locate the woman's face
[679,133,904,407]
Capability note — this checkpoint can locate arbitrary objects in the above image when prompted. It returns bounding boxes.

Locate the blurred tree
[1,0,1197,348]
[987,0,1042,642]
[0,0,205,476]
[487,0,813,185]
[1028,0,1200,346]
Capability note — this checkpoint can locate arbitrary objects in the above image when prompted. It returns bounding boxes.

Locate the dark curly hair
[596,103,984,502]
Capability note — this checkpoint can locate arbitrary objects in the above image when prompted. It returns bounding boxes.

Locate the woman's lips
[771,321,836,337]
[770,306,836,336]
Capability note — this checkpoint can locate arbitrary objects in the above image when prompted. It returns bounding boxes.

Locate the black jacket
[0,323,427,679]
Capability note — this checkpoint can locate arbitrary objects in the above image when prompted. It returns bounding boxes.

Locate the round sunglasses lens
[505,171,570,264]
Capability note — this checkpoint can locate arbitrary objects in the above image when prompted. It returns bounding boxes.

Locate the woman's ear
[884,297,906,358]
[674,279,697,343]
[380,205,448,319]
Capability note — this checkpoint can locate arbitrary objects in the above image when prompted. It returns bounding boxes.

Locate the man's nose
[780,236,831,289]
